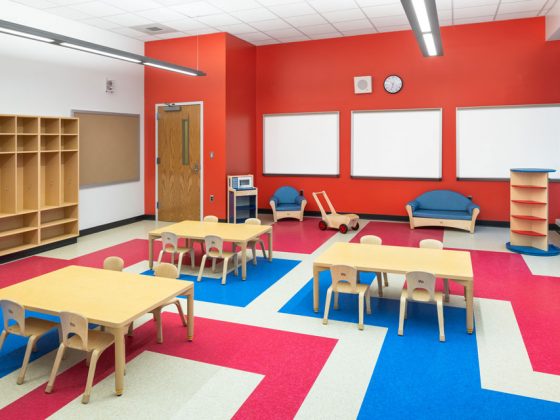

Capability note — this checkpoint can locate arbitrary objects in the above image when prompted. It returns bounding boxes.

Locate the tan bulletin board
[74,111,140,187]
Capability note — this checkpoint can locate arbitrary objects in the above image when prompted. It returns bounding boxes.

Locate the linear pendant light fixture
[401,0,443,57]
[0,19,205,76]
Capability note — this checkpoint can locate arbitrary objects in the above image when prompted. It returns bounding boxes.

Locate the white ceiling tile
[284,13,327,26]
[12,0,56,8]
[280,34,310,42]
[341,28,377,36]
[208,0,262,12]
[256,0,299,5]
[251,39,280,45]
[439,19,453,26]
[307,0,359,13]
[376,23,410,32]
[264,27,303,38]
[231,8,278,22]
[110,26,154,40]
[111,0,163,12]
[299,23,339,35]
[362,4,404,18]
[183,27,221,35]
[498,0,543,14]
[81,17,121,29]
[436,0,452,9]
[235,31,273,41]
[249,19,292,31]
[454,15,494,24]
[135,7,186,21]
[454,0,498,8]
[172,1,222,17]
[369,14,409,27]
[105,13,155,26]
[47,0,91,5]
[267,2,316,18]
[154,31,189,39]
[437,9,452,20]
[47,6,92,20]
[322,8,366,23]
[355,0,401,6]
[308,32,342,40]
[333,19,373,31]
[453,5,498,19]
[216,22,256,34]
[495,10,539,20]
[196,13,241,26]
[163,17,210,30]
[70,1,125,17]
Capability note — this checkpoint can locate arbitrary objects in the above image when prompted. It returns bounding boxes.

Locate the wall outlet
[210,194,214,202]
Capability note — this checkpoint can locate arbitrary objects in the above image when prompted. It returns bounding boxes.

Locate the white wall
[0,1,145,230]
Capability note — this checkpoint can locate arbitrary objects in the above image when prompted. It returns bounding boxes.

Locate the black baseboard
[79,215,154,237]
[0,238,77,265]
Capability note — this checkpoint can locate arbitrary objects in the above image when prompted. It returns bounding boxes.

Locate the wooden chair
[203,215,219,223]
[398,271,445,342]
[157,231,195,274]
[360,235,388,291]
[418,239,449,303]
[235,218,267,265]
[0,300,59,385]
[192,215,219,262]
[103,256,124,271]
[45,312,114,404]
[323,265,371,330]
[197,235,238,285]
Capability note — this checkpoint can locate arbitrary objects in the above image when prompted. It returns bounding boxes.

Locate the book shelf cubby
[0,114,79,257]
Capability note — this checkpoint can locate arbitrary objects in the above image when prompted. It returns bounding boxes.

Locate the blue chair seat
[276,203,302,211]
[412,209,472,221]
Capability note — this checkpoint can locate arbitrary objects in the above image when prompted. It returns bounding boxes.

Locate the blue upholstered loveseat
[269,186,307,222]
[405,190,480,233]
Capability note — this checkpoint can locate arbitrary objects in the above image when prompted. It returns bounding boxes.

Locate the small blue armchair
[270,186,307,222]
[406,190,480,233]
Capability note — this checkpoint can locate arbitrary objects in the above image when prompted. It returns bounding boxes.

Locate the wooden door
[157,104,201,222]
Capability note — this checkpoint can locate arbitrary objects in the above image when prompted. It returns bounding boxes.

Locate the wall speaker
[354,76,372,94]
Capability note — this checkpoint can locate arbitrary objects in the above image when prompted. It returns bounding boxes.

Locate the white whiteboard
[457,105,560,180]
[351,109,442,179]
[263,112,339,176]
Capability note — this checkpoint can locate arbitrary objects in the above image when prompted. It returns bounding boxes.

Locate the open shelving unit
[0,114,79,257]
[507,168,559,256]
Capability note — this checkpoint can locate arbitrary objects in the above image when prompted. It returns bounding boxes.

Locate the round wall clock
[384,75,403,94]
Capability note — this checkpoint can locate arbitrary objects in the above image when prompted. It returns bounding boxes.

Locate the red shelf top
[511,184,547,189]
[511,200,546,205]
[511,230,546,237]
[511,215,547,221]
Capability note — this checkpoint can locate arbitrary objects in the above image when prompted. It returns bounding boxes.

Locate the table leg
[108,326,126,396]
[148,235,154,269]
[313,265,321,313]
[241,242,247,280]
[267,229,273,261]
[186,291,194,341]
[465,282,474,334]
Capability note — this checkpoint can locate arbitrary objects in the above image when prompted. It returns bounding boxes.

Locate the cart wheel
[318,220,327,230]
[352,222,360,230]
[339,224,348,234]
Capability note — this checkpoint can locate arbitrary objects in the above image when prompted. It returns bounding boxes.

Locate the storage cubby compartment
[41,205,77,228]
[17,153,39,212]
[61,119,78,134]
[0,154,16,215]
[0,116,16,133]
[61,135,78,151]
[40,135,60,151]
[0,212,38,238]
[17,135,38,152]
[0,229,39,256]
[40,118,60,134]
[0,135,16,153]
[41,220,78,245]
[17,117,38,134]
[61,151,78,204]
[41,152,60,208]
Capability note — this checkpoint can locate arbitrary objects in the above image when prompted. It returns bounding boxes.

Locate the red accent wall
[255,18,560,222]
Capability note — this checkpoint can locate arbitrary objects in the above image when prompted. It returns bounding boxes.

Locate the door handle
[193,163,199,173]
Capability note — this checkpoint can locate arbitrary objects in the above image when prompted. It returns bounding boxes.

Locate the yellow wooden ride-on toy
[312,191,359,234]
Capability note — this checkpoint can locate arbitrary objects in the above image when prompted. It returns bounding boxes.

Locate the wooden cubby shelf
[507,168,559,256]
[0,114,79,257]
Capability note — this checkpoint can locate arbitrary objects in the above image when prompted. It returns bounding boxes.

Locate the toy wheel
[352,222,360,230]
[318,220,327,230]
[339,224,348,234]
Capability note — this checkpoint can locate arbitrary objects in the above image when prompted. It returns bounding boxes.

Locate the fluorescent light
[60,42,141,63]
[0,27,54,43]
[144,62,198,76]
[423,33,437,56]
[412,0,431,33]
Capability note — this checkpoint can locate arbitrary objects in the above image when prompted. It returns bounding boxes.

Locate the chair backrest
[103,256,124,271]
[60,311,88,350]
[405,271,437,302]
[154,262,179,279]
[415,190,472,212]
[360,235,382,245]
[161,232,179,253]
[330,265,358,294]
[204,235,224,257]
[274,186,299,204]
[203,215,219,223]
[419,239,443,250]
[245,218,261,225]
[0,300,25,334]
